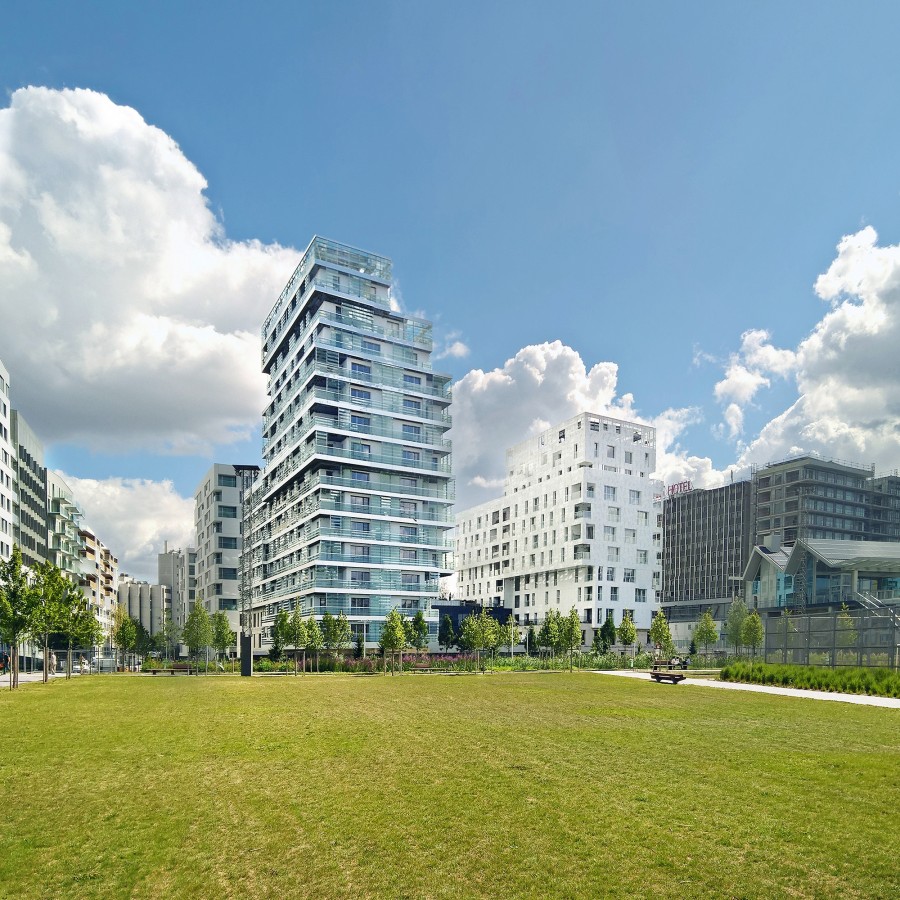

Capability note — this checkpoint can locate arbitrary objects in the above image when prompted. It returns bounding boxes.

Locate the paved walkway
[596,669,900,709]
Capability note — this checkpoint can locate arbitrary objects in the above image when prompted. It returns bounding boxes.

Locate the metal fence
[764,607,899,669]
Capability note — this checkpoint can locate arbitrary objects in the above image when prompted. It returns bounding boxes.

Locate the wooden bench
[146,667,194,675]
[650,663,687,684]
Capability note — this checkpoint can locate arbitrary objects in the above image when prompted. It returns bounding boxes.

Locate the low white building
[455,412,663,647]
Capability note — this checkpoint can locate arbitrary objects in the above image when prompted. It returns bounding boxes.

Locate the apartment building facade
[194,463,246,640]
[247,237,453,653]
[455,413,662,646]
[79,526,119,639]
[46,472,84,579]
[158,545,197,635]
[11,411,48,569]
[0,360,13,561]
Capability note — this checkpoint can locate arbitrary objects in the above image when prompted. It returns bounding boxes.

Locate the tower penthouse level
[248,238,454,652]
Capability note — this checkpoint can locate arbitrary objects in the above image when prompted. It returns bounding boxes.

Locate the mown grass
[1,673,898,899]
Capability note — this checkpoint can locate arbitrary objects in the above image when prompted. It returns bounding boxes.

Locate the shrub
[719,661,900,697]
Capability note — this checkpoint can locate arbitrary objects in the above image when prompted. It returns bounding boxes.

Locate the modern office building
[79,526,119,639]
[46,472,84,579]
[247,237,454,654]
[11,411,48,569]
[660,480,753,649]
[194,463,247,640]
[0,360,13,561]
[158,544,197,635]
[455,412,663,646]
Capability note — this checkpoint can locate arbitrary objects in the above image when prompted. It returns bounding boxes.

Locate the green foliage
[740,610,764,659]
[836,603,858,650]
[599,615,617,652]
[0,545,36,686]
[111,604,138,668]
[158,611,181,660]
[561,607,582,669]
[725,598,748,656]
[305,614,324,672]
[211,611,236,660]
[498,613,520,656]
[438,613,456,651]
[270,609,289,661]
[380,608,407,674]
[407,610,429,653]
[719,661,900,698]
[334,612,352,655]
[182,603,213,661]
[616,612,637,651]
[649,609,674,657]
[537,608,562,655]
[694,609,719,654]
[134,618,155,656]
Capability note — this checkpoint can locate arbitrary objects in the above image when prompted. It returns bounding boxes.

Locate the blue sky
[3,1,900,577]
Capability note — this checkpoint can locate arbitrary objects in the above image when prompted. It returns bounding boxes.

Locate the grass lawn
[1,673,897,899]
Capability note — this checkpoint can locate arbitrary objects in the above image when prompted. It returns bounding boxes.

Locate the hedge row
[719,661,900,698]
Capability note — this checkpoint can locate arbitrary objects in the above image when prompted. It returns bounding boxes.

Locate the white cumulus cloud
[0,86,299,452]
[61,472,195,581]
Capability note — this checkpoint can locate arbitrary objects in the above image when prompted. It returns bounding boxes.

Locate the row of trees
[0,546,104,688]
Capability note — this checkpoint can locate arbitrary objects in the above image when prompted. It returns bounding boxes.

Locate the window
[350,494,370,507]
[402,424,422,439]
[603,526,616,540]
[624,451,633,464]
[607,546,620,562]
[218,536,238,549]
[349,544,370,559]
[629,489,641,504]
[638,511,649,526]
[399,500,417,515]
[361,339,381,353]
[351,388,371,401]
[635,588,647,603]
[352,521,370,533]
[623,568,635,583]
[402,450,420,463]
[217,474,237,488]
[606,567,615,581]
[352,442,371,456]
[351,414,370,429]
[624,528,636,544]
[607,445,615,458]
[403,373,422,386]
[610,587,619,602]
[637,549,648,564]
[400,525,418,539]
[401,549,418,561]
[403,399,422,413]
[351,471,370,482]
[218,505,237,518]
[351,362,371,377]
[604,486,617,501]
[219,567,238,580]
[558,429,566,443]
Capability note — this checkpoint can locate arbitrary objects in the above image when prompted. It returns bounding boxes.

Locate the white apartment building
[0,360,13,561]
[455,412,663,646]
[79,526,119,640]
[194,463,245,640]
[248,237,453,652]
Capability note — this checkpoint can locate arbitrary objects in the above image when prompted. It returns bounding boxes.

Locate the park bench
[146,667,194,675]
[650,662,688,684]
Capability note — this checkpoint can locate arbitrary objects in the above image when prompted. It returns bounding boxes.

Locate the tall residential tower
[248,238,453,652]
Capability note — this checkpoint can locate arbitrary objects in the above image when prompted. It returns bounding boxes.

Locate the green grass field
[1,673,897,899]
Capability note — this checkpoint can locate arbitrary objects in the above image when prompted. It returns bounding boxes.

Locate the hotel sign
[667,480,693,496]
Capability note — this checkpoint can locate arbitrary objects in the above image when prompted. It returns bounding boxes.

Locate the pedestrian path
[595,668,900,709]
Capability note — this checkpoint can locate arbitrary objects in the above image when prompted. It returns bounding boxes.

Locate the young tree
[0,545,36,689]
[460,609,500,671]
[111,604,138,672]
[29,561,68,682]
[71,602,103,674]
[649,608,675,659]
[321,611,337,659]
[334,611,352,659]
[438,614,456,651]
[305,614,324,673]
[525,625,537,657]
[725,598,748,657]
[270,609,289,662]
[158,611,181,661]
[561,607,582,671]
[694,609,719,656]
[836,602,858,661]
[51,571,87,678]
[499,613,520,657]
[182,603,213,673]
[288,605,308,674]
[211,611,236,663]
[617,612,637,658]
[407,610,429,655]
[381,608,406,675]
[538,609,562,658]
[599,615,617,653]
[134,619,155,658]
[352,630,364,660]
[741,610,764,662]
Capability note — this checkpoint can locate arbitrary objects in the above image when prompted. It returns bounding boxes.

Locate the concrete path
[596,668,900,709]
